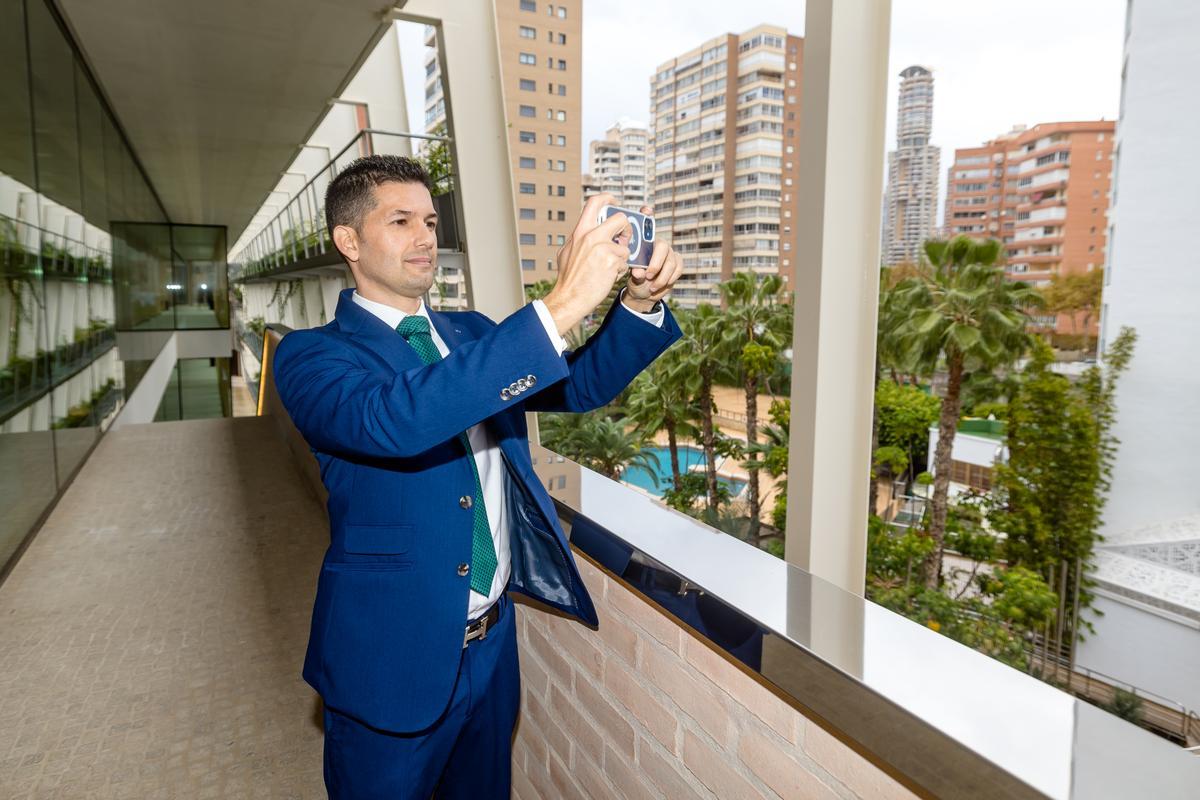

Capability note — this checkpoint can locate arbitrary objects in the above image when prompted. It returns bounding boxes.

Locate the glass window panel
[0,2,68,570]
[102,111,128,222]
[0,0,36,192]
[112,222,173,329]
[154,357,231,420]
[28,0,83,215]
[75,62,108,229]
[170,225,228,329]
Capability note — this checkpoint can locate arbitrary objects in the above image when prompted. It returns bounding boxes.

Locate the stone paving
[0,417,330,798]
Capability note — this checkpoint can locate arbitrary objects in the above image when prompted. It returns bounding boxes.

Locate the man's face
[338,180,438,303]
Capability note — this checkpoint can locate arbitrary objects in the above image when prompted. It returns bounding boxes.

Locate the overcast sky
[399,1,1125,219]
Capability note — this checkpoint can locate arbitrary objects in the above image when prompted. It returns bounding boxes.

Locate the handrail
[0,211,113,279]
[228,128,453,271]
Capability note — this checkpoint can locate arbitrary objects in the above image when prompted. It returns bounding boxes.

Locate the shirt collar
[351,290,430,331]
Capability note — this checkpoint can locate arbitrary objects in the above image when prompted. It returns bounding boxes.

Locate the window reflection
[0,0,167,572]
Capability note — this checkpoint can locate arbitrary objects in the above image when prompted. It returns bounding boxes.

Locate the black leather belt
[463,601,502,648]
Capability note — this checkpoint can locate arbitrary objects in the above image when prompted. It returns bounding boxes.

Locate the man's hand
[542,193,631,336]
[623,204,682,313]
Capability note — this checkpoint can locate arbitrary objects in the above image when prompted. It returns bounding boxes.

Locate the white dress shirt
[351,291,663,620]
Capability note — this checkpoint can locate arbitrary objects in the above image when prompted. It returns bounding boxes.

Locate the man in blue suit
[273,155,682,798]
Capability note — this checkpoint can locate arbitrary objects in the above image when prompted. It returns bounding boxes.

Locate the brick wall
[512,554,922,800]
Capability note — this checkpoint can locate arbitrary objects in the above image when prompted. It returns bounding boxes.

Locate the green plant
[622,341,699,488]
[1105,689,1143,724]
[874,381,940,474]
[418,124,455,196]
[539,412,657,481]
[718,271,789,540]
[744,398,790,537]
[990,327,1137,656]
[661,472,708,513]
[676,305,730,512]
[881,235,1041,587]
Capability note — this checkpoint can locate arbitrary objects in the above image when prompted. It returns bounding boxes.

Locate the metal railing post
[285,203,298,263]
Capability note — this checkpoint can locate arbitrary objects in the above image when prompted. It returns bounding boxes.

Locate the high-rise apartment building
[583,119,649,207]
[943,121,1113,329]
[649,25,803,309]
[882,66,941,266]
[424,1,581,296]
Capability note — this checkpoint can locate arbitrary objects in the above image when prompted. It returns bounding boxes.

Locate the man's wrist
[620,290,659,314]
[542,290,583,336]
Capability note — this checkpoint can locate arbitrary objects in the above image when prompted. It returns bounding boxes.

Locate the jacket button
[500,388,511,400]
[459,494,473,509]
[509,382,519,394]
[457,563,470,577]
[516,378,528,391]
[526,374,537,386]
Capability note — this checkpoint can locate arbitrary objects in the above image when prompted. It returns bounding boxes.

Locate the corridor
[0,417,329,798]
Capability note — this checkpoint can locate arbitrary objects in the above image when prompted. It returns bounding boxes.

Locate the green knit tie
[395,315,497,595]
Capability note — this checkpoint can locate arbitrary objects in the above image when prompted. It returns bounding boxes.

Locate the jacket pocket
[342,523,413,555]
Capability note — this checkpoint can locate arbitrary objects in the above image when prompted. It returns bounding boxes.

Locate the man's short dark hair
[324,155,433,236]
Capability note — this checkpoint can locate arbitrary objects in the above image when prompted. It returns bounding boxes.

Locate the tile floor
[0,417,330,798]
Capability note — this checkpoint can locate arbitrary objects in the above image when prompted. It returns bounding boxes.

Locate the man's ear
[332,224,360,265]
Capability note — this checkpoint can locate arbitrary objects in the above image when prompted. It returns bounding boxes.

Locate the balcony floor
[0,417,328,798]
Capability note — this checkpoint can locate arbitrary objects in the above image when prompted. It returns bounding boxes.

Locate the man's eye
[427,222,437,230]
[394,219,406,225]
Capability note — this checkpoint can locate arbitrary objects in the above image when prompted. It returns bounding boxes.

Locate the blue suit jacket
[273,288,681,732]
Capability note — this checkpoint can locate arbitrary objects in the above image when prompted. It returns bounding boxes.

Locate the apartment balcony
[1024,251,1064,265]
[1019,169,1071,193]
[1011,233,1066,250]
[1016,193,1068,212]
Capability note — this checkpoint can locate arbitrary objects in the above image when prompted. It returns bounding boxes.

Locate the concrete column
[393,0,525,321]
[785,0,892,596]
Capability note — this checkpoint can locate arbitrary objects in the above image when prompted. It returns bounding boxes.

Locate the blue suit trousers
[322,594,521,799]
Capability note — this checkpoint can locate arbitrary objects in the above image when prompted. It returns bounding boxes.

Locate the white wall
[926,428,1006,470]
[1100,1,1200,536]
[1075,592,1200,713]
[111,334,178,430]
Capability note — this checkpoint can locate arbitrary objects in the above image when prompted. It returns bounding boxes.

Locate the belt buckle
[463,613,490,649]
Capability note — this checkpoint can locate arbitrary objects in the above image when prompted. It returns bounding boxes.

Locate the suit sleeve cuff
[531,299,568,356]
[619,287,666,328]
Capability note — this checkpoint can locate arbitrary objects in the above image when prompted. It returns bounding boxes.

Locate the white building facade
[1080,0,1200,714]
[583,119,649,207]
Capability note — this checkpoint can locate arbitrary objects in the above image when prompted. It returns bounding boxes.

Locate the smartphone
[598,205,655,268]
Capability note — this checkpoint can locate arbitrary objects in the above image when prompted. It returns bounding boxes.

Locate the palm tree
[719,271,786,540]
[622,342,698,487]
[883,236,1040,587]
[583,417,661,482]
[677,305,729,512]
[539,412,659,482]
[744,398,791,542]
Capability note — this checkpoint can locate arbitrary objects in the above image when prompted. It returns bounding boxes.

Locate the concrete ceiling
[55,0,395,242]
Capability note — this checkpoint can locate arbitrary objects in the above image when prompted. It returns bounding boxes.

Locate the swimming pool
[621,445,747,498]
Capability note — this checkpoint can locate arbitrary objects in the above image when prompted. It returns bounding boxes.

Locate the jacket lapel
[428,309,468,353]
[335,290,517,441]
[332,288,422,373]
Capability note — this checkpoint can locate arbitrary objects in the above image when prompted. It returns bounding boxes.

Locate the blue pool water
[621,445,747,498]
